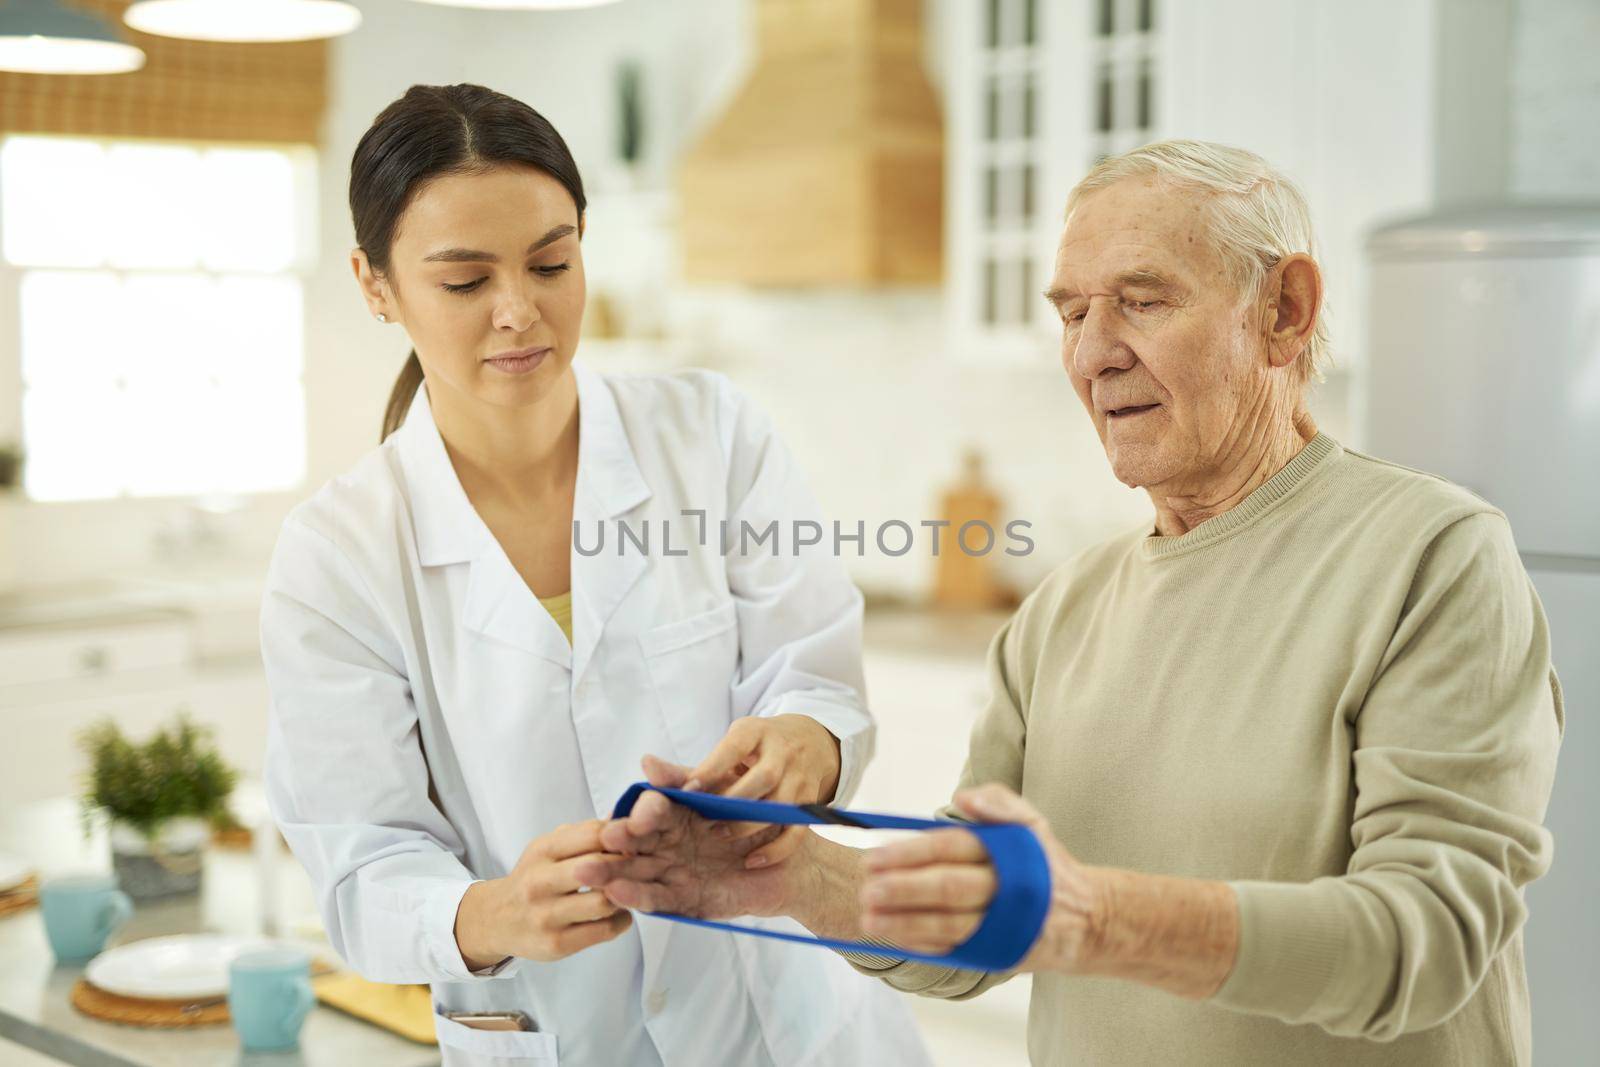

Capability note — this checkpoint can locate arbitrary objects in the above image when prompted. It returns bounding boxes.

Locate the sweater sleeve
[1210,512,1563,1039]
[843,613,1030,1000]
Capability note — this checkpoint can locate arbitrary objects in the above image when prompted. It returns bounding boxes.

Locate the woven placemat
[209,826,289,852]
[0,876,39,919]
[210,826,254,851]
[70,960,339,1029]
[71,979,232,1028]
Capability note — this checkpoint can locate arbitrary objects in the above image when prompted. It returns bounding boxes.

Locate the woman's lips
[1107,404,1159,419]
[485,347,550,374]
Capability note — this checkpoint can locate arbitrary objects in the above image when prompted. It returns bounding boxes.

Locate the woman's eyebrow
[422,223,576,263]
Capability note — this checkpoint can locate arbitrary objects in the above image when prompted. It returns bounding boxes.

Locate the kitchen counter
[0,572,265,661]
[0,584,185,633]
[0,797,438,1067]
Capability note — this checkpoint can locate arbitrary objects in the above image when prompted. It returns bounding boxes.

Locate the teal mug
[39,874,133,963]
[228,947,315,1051]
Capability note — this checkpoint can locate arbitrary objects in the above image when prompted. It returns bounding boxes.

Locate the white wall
[1510,0,1600,199]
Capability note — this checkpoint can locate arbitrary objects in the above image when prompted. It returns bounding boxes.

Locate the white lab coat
[260,366,929,1067]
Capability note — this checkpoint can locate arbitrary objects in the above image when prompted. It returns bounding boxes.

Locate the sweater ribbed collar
[1139,433,1342,560]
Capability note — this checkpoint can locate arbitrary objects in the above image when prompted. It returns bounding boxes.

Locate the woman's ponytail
[380,350,425,442]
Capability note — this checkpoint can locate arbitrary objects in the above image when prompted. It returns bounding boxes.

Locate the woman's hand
[857,784,1105,972]
[454,821,645,969]
[676,715,842,870]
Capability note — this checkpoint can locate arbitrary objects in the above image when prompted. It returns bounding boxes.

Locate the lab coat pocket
[640,600,739,764]
[434,1008,559,1066]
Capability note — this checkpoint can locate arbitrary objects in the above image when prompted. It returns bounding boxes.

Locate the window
[974,0,1045,329]
[1089,0,1161,166]
[1,135,314,502]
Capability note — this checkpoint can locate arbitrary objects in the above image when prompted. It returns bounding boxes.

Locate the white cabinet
[0,616,191,687]
[0,597,269,809]
[0,662,270,809]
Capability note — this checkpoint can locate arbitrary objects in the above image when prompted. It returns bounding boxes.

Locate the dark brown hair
[348,84,586,442]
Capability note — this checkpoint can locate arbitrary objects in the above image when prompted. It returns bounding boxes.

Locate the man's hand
[678,714,842,870]
[858,784,1105,971]
[860,784,1240,996]
[574,756,807,921]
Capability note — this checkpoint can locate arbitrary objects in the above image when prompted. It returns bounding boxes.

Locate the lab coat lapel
[463,550,573,668]
[394,384,573,669]
[570,365,650,686]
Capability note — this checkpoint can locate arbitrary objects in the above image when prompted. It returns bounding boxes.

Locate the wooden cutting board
[312,972,436,1045]
[0,875,39,919]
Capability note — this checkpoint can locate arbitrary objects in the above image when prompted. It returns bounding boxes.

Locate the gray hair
[1066,140,1330,383]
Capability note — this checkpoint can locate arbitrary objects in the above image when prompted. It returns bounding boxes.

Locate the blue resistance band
[610,782,1052,972]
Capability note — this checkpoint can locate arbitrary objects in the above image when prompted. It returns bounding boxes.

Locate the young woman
[259,84,926,1067]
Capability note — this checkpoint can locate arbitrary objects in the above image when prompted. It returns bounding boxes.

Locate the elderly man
[582,141,1563,1065]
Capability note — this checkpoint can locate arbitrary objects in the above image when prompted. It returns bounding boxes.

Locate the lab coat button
[647,988,668,1014]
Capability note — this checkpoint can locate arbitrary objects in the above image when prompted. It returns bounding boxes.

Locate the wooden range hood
[679,0,943,286]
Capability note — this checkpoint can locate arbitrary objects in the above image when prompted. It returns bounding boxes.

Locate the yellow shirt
[539,591,572,645]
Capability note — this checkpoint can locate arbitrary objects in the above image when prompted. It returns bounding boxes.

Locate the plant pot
[110,817,208,900]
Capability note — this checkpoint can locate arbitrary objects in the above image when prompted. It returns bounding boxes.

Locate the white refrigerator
[1365,205,1600,1063]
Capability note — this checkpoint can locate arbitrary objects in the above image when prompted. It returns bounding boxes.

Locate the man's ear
[1264,253,1322,370]
[578,212,586,240]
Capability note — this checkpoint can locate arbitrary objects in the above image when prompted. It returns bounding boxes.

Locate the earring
[376,313,388,323]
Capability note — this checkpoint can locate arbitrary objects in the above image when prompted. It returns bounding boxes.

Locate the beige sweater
[855,434,1563,1065]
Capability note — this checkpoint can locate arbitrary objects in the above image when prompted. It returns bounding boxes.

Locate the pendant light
[406,0,621,9]
[123,0,362,43]
[0,0,145,74]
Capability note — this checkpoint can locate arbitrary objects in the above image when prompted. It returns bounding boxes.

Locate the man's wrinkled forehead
[1052,179,1220,294]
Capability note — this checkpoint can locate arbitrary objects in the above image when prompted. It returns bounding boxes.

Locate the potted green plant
[78,713,239,900]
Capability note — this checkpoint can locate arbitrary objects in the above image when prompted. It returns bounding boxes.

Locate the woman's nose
[492,280,542,333]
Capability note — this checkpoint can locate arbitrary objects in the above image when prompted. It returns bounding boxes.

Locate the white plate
[0,855,33,894]
[86,935,296,1000]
